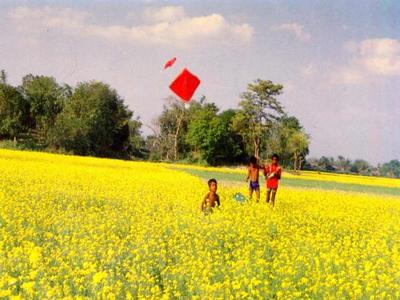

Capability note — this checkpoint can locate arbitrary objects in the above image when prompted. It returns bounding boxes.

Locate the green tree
[129,117,146,158]
[186,106,244,165]
[260,115,309,168]
[265,116,298,164]
[232,79,284,158]
[186,101,219,164]
[52,81,132,158]
[317,156,335,171]
[20,74,67,146]
[380,160,400,178]
[350,159,371,175]
[215,109,245,164]
[286,131,309,171]
[0,82,30,140]
[336,155,352,172]
[153,97,192,161]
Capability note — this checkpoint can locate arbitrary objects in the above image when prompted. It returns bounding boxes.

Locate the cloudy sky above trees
[1,0,399,164]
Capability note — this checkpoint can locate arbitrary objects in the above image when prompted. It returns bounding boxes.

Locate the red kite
[169,68,201,102]
[164,57,176,69]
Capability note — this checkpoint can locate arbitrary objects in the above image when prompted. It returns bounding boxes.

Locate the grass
[170,167,400,197]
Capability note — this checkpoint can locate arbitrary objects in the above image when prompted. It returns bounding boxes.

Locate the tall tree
[232,79,284,158]
[186,101,219,164]
[129,117,146,158]
[154,97,191,161]
[380,160,400,178]
[336,155,352,172]
[318,156,335,171]
[286,131,309,171]
[351,159,371,175]
[52,81,132,158]
[20,75,66,146]
[0,82,30,140]
[215,109,245,164]
[262,115,309,167]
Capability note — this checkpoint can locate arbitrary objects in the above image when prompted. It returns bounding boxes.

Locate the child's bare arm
[245,168,250,181]
[200,193,208,211]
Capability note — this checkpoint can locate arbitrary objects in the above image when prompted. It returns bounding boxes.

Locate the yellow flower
[0,149,399,298]
[93,271,108,284]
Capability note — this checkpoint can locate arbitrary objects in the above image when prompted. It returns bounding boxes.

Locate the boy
[245,156,262,202]
[264,154,282,207]
[200,178,220,213]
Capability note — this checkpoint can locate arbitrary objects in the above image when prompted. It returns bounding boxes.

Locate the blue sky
[1,0,399,164]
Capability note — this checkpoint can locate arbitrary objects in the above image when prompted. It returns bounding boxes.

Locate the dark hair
[271,154,279,160]
[249,156,257,165]
[208,178,217,186]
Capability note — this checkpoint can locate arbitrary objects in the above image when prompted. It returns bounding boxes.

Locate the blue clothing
[249,181,260,191]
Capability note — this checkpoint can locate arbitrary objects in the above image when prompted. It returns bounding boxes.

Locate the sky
[1,0,399,165]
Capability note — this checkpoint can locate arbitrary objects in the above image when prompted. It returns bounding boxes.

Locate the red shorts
[266,179,278,190]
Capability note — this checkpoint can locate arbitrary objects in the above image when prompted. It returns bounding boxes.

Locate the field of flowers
[1,149,400,299]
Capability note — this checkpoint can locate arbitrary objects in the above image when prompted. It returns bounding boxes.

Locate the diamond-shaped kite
[169,68,201,102]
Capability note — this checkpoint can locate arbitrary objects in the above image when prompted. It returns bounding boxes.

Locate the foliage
[380,160,400,178]
[151,98,244,165]
[2,70,396,175]
[304,156,400,178]
[51,81,132,158]
[151,97,191,161]
[186,100,219,164]
[129,117,146,158]
[286,131,309,171]
[263,115,310,169]
[0,83,30,140]
[213,109,245,164]
[232,79,284,158]
[20,75,67,146]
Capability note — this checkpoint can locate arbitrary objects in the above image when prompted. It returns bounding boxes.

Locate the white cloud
[331,38,400,84]
[8,6,90,33]
[358,39,400,76]
[271,23,311,42]
[144,6,185,22]
[8,6,253,47]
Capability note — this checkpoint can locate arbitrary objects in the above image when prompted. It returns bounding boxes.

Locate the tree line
[1,70,399,178]
[0,71,139,158]
[139,79,309,168]
[305,156,400,178]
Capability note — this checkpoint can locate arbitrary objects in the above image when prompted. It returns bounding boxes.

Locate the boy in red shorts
[264,154,282,206]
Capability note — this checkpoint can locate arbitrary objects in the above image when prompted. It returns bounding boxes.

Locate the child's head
[208,178,217,192]
[249,156,257,166]
[271,154,279,164]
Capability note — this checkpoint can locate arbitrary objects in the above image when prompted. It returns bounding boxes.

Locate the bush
[0,139,19,150]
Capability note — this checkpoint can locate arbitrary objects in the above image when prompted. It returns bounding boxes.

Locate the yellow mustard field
[1,149,400,299]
